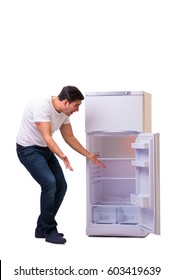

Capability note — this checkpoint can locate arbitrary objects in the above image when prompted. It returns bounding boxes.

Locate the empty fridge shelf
[100,196,131,205]
[92,177,136,180]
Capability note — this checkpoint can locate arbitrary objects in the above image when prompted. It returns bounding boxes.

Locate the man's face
[63,100,82,116]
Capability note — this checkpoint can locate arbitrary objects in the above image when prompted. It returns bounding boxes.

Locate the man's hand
[88,153,106,168]
[61,155,73,171]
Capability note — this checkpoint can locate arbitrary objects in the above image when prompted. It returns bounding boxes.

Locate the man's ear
[62,99,69,107]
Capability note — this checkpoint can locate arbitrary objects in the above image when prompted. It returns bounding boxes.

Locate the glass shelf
[99,158,135,160]
[92,177,136,180]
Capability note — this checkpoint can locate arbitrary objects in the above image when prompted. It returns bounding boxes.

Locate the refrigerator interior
[87,132,155,229]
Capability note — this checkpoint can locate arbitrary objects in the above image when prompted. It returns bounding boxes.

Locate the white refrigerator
[85,91,160,237]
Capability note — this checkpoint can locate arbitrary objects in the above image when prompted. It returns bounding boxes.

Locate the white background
[0,0,173,279]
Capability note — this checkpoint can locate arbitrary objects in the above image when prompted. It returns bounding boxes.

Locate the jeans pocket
[16,145,34,166]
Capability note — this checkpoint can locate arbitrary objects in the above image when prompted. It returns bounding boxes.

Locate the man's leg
[48,152,67,216]
[16,145,66,244]
[36,152,67,238]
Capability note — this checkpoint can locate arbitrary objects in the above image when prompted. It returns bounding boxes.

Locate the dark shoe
[35,228,64,238]
[45,231,66,244]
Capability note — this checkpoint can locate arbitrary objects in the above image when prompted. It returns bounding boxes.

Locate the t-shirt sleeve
[62,116,70,124]
[32,101,51,122]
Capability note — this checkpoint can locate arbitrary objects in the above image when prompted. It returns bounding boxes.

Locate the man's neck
[52,96,62,113]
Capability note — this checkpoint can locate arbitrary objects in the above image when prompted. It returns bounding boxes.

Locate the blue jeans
[16,144,67,234]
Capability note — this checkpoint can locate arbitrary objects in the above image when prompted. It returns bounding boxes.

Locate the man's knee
[42,176,57,195]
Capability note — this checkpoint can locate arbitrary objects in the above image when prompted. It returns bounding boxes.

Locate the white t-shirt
[16,96,70,147]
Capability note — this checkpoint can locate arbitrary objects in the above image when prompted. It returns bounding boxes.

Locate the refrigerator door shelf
[132,160,149,167]
[132,143,149,149]
[130,193,150,208]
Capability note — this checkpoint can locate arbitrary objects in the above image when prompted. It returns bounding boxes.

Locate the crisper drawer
[93,206,139,224]
[93,207,116,224]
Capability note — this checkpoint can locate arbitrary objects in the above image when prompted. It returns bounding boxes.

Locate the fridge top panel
[85,93,151,133]
[85,91,149,96]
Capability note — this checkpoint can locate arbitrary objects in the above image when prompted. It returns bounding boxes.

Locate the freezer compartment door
[131,133,160,234]
[85,92,151,133]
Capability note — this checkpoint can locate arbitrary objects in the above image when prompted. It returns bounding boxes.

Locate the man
[16,86,105,244]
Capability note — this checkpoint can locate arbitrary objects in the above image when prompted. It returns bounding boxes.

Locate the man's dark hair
[58,86,84,103]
